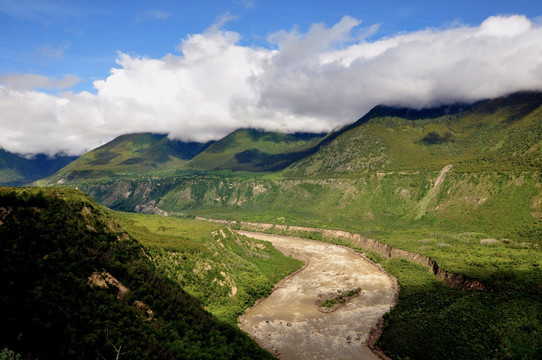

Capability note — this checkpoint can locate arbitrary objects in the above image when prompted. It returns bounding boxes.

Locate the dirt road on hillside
[237,231,397,360]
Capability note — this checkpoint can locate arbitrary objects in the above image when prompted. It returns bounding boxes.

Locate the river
[237,231,397,360]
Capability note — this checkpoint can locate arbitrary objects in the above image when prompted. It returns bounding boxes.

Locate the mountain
[46,92,542,239]
[184,128,326,172]
[41,133,214,184]
[0,187,278,359]
[285,91,542,177]
[38,129,326,185]
[0,149,77,186]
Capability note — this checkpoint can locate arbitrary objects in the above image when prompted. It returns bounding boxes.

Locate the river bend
[237,231,397,360]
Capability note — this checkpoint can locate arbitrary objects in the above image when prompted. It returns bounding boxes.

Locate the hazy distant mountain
[0,149,77,186]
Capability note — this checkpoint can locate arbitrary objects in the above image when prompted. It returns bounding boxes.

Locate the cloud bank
[1,14,542,156]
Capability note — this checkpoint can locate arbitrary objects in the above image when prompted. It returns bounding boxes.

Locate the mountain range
[24,90,540,187]
[26,91,541,238]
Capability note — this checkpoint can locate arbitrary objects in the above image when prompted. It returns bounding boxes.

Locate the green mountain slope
[285,91,542,177]
[0,149,77,186]
[61,92,542,241]
[185,128,326,172]
[0,187,287,359]
[41,133,213,183]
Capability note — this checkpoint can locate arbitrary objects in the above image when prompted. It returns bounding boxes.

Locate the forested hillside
[0,187,294,359]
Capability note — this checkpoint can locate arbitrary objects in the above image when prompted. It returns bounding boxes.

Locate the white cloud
[205,12,238,34]
[0,74,81,91]
[1,14,542,156]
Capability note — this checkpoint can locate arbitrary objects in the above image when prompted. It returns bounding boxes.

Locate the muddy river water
[237,231,397,360]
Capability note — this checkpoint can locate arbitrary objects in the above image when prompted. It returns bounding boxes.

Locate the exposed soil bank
[237,231,397,360]
[198,218,485,291]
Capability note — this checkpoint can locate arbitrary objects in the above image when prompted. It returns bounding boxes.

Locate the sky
[1,0,542,156]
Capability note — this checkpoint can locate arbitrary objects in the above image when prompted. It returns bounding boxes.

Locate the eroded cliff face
[201,219,486,291]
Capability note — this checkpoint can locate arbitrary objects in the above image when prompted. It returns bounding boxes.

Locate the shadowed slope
[186,128,326,172]
[0,149,77,186]
[0,187,274,359]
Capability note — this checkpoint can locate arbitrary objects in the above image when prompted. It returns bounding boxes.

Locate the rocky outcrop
[198,217,486,291]
[88,270,130,299]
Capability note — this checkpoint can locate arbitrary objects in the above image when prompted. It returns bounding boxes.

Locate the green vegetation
[37,133,214,183]
[0,187,281,359]
[38,133,217,184]
[114,212,302,324]
[0,149,76,186]
[186,129,325,172]
[321,299,336,308]
[286,92,542,176]
[370,254,542,360]
[37,129,325,185]
[25,91,542,359]
[320,288,361,308]
[0,348,22,360]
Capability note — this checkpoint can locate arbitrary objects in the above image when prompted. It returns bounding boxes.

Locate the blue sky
[2,0,541,92]
[1,1,542,156]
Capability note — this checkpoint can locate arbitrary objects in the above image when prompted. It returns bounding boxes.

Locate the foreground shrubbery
[0,187,274,359]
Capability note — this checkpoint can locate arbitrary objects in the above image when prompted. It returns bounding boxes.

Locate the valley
[2,91,541,359]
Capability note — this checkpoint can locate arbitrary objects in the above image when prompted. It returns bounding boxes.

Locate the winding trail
[237,231,398,360]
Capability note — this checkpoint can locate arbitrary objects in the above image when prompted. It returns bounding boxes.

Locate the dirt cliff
[198,218,486,291]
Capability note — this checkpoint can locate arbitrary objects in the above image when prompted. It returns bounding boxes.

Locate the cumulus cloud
[1,14,542,156]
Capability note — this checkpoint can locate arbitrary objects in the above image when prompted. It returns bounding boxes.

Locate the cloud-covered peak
[1,15,542,156]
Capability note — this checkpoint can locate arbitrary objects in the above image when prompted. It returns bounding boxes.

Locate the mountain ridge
[185,128,326,172]
[28,90,542,186]
[285,90,542,177]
